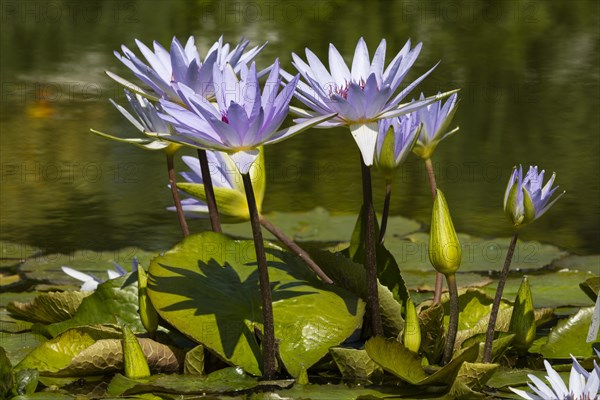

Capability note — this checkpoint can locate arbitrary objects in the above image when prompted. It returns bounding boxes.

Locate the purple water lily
[282,37,456,166]
[158,60,336,173]
[110,36,266,102]
[504,165,565,228]
[374,114,421,177]
[414,92,460,159]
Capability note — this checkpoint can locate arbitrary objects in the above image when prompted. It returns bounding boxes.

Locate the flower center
[329,79,369,99]
[221,113,229,124]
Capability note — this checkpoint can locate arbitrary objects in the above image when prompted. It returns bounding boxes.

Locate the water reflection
[1,0,598,254]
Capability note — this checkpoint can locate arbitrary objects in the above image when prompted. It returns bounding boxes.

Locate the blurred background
[1,0,598,255]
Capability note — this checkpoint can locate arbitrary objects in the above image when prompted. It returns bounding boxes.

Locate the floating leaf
[106,367,258,396]
[183,345,205,375]
[147,232,365,377]
[18,247,155,287]
[329,347,382,381]
[580,277,600,302]
[0,332,47,365]
[534,306,599,358]
[551,254,600,272]
[44,274,143,337]
[0,242,41,269]
[418,303,445,365]
[7,291,89,324]
[0,309,33,333]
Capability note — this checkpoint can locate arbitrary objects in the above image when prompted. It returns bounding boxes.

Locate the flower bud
[509,276,535,353]
[138,266,158,336]
[122,325,151,379]
[429,189,461,275]
[403,297,421,354]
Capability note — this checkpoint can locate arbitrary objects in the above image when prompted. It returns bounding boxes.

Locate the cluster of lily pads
[1,35,598,399]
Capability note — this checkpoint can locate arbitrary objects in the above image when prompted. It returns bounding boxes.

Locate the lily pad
[44,274,143,337]
[580,277,600,302]
[0,332,47,365]
[222,207,420,243]
[447,362,498,398]
[7,291,89,324]
[0,309,33,333]
[147,232,365,378]
[389,233,566,273]
[183,345,205,375]
[329,347,383,381]
[0,242,42,268]
[551,254,600,272]
[0,347,13,399]
[18,247,156,286]
[531,306,599,358]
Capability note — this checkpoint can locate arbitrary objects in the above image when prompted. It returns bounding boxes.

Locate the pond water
[1,0,598,256]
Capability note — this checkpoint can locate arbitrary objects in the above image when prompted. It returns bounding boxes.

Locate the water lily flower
[283,37,456,166]
[413,92,460,160]
[91,89,178,152]
[510,356,600,400]
[171,150,265,223]
[110,35,267,102]
[158,60,336,173]
[374,114,421,179]
[504,165,565,228]
[61,259,138,291]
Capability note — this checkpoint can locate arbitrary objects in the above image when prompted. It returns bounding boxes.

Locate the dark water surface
[1,0,599,255]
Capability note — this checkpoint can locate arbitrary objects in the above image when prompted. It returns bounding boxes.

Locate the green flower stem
[442,273,459,365]
[483,231,519,363]
[166,152,190,237]
[425,157,444,304]
[197,149,222,233]
[241,172,276,379]
[378,181,392,245]
[259,216,333,284]
[361,157,384,337]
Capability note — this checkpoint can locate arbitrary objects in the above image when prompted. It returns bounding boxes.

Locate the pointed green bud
[375,125,398,179]
[509,276,535,353]
[429,189,462,275]
[122,325,151,379]
[138,266,158,336]
[403,298,421,354]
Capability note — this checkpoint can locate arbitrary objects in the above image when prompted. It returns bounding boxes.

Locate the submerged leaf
[147,232,365,377]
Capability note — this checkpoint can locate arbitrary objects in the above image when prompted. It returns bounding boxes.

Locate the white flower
[510,355,600,400]
[61,259,138,291]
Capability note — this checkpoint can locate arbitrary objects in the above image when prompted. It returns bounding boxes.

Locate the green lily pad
[0,309,33,333]
[365,336,480,385]
[147,232,365,378]
[0,332,47,365]
[0,242,42,268]
[16,326,183,376]
[7,291,89,324]
[481,270,596,308]
[44,274,143,337]
[222,207,420,243]
[250,383,416,399]
[183,345,205,375]
[0,292,42,308]
[107,367,258,396]
[532,306,599,358]
[329,347,383,381]
[389,233,566,273]
[551,254,600,272]
[418,303,445,365]
[447,362,498,398]
[0,272,21,288]
[580,277,600,302]
[18,247,156,286]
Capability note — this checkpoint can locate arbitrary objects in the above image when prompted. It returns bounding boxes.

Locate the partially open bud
[122,325,151,379]
[138,266,159,336]
[403,297,421,354]
[429,189,461,275]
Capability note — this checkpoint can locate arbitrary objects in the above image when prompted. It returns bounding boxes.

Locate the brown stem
[378,181,392,245]
[197,149,222,233]
[425,157,444,304]
[483,231,519,363]
[166,152,190,237]
[242,172,276,379]
[442,273,459,365]
[259,216,333,284]
[361,158,384,337]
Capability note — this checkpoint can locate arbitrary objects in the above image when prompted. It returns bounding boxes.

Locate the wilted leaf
[7,291,89,324]
[184,345,205,375]
[147,232,365,378]
[329,347,382,381]
[44,274,144,337]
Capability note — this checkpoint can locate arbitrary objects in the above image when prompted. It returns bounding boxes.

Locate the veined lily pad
[147,232,365,378]
[329,347,383,381]
[7,291,89,324]
[0,332,47,365]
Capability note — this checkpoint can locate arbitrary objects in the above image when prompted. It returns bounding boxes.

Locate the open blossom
[374,114,421,178]
[158,60,335,174]
[169,149,265,222]
[413,92,460,159]
[61,259,138,291]
[282,37,456,166]
[110,36,266,101]
[91,90,178,152]
[510,357,600,400]
[504,165,565,228]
